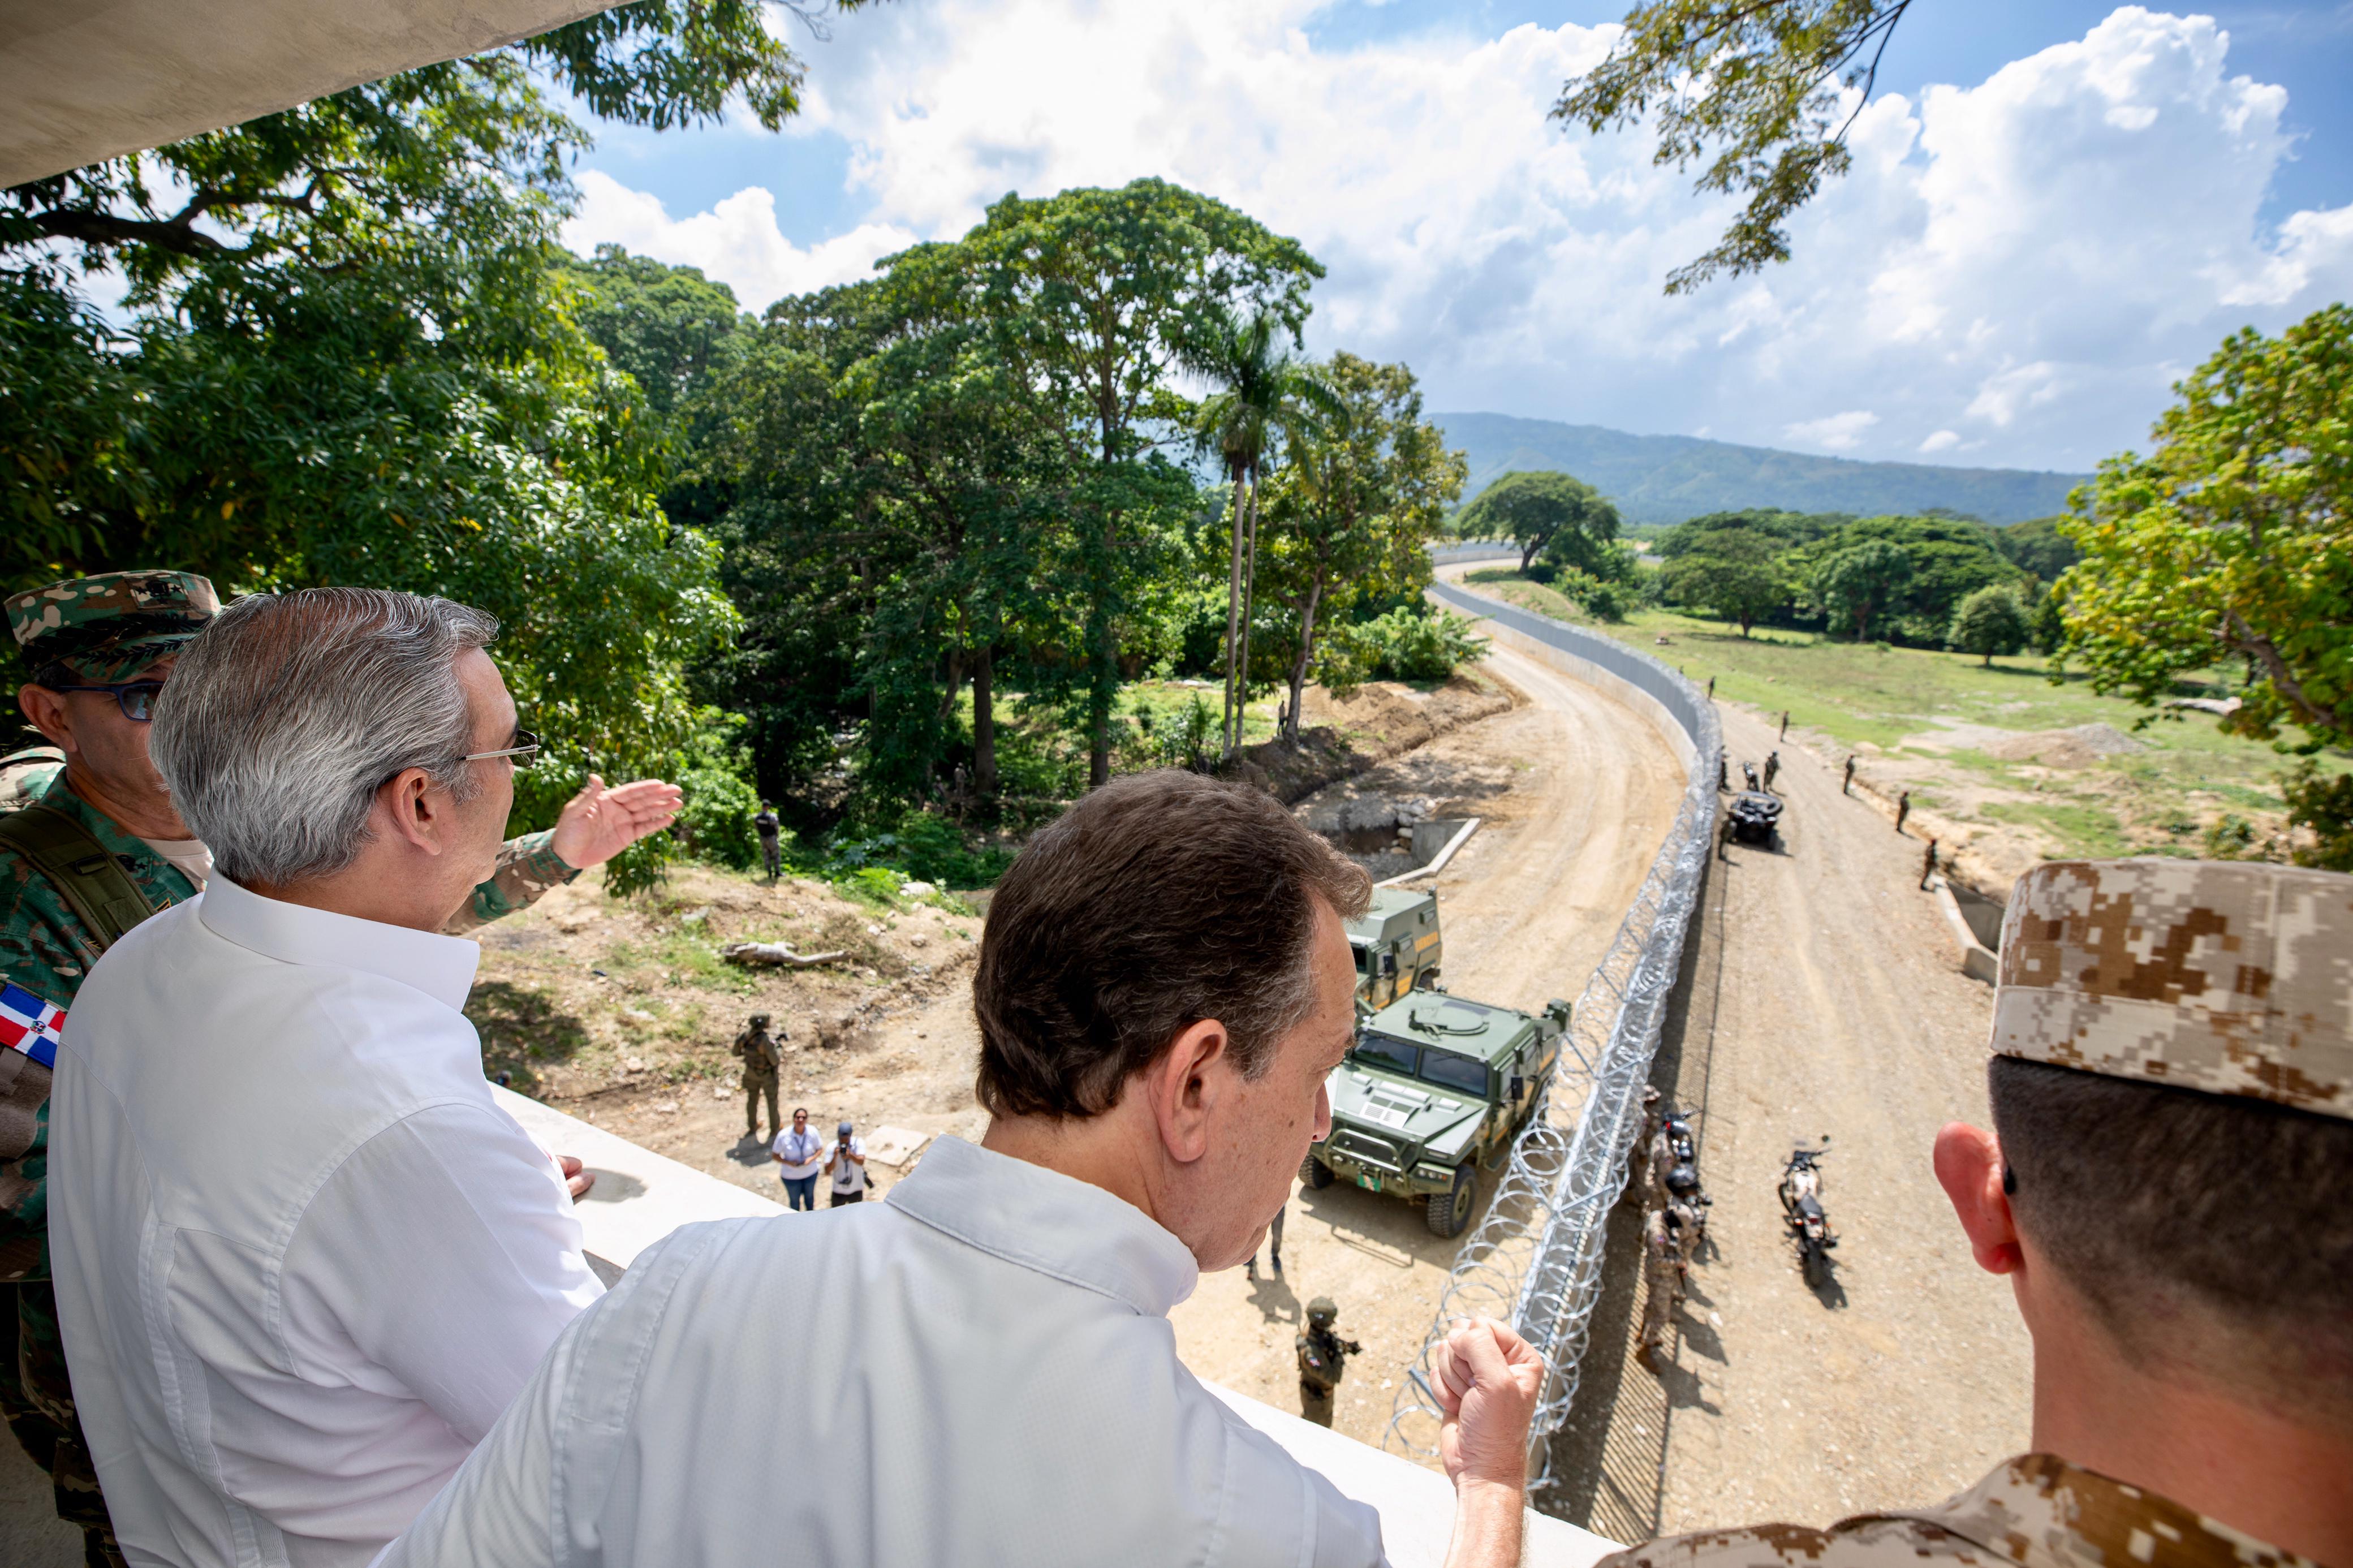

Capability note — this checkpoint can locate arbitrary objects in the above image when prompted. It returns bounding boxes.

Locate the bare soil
[1552,700,2033,1539]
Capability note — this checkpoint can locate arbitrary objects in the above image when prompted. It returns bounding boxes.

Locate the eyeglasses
[49,680,166,722]
[462,727,541,769]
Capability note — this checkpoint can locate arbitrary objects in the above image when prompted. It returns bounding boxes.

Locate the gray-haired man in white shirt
[379,769,1543,1568]
[50,588,608,1567]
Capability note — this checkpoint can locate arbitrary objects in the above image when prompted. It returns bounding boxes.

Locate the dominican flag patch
[0,983,66,1069]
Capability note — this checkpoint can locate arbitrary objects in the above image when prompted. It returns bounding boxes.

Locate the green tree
[1255,355,1466,739]
[1997,515,2080,581]
[963,180,1324,785]
[1813,539,1914,640]
[1662,533,1791,635]
[1554,0,1914,292]
[2060,304,2353,750]
[1184,306,1344,755]
[0,3,835,869]
[1814,513,2026,642]
[561,243,748,419]
[1949,584,2030,665]
[1456,470,1621,574]
[2281,762,2353,872]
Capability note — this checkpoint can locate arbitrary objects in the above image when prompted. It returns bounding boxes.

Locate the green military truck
[1347,887,1442,1013]
[1305,990,1571,1238]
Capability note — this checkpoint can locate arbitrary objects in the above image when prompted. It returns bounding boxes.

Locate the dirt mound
[1982,722,2146,769]
[1222,670,1516,803]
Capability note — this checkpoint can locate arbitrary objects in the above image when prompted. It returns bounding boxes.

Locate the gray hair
[151,588,501,887]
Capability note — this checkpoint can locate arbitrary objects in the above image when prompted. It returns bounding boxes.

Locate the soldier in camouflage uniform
[1636,1205,1680,1366]
[1,572,684,1565]
[1598,859,2353,1568]
[1295,1296,1360,1429]
[734,1013,783,1139]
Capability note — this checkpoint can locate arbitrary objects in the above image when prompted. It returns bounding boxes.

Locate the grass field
[1460,567,2343,868]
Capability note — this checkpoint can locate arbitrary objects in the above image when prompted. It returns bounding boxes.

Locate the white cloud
[561,171,915,309]
[571,4,2353,470]
[1785,411,1880,451]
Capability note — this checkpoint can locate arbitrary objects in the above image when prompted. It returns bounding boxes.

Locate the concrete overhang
[0,0,625,189]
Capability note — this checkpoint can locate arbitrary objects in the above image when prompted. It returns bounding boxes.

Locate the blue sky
[558,3,2353,473]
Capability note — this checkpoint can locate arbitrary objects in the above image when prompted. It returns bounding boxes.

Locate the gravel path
[1555,701,2032,1537]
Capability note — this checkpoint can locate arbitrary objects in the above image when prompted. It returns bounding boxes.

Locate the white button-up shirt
[50,876,604,1568]
[377,1135,1388,1568]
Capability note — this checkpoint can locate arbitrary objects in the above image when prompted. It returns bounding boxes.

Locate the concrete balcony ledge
[493,1087,1623,1568]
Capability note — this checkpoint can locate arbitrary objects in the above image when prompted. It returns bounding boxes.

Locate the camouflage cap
[1994,860,2353,1120]
[7,571,219,683]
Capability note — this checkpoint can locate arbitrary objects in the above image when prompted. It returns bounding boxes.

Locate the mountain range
[1432,411,2091,526]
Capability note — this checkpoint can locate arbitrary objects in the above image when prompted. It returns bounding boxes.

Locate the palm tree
[1186,308,1343,756]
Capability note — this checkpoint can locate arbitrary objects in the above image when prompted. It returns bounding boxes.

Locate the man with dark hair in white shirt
[50,588,607,1568]
[380,768,1545,1568]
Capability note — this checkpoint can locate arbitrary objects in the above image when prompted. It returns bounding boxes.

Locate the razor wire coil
[1382,577,1721,1492]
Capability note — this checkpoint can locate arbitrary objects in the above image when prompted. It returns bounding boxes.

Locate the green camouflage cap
[7,570,219,683]
[1994,860,2353,1120]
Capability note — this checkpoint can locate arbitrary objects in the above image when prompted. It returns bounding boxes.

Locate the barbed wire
[1384,581,1720,1491]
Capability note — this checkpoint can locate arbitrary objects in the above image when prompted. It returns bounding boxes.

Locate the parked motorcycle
[1779,1139,1837,1287]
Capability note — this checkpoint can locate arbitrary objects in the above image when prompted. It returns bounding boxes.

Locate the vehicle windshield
[1350,941,1372,973]
[1352,1034,1487,1096]
[1419,1050,1487,1096]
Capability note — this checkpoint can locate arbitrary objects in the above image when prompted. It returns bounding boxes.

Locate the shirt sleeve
[281,1100,603,1444]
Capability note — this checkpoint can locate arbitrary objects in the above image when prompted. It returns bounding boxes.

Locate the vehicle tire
[1427,1165,1475,1239]
[1802,1237,1826,1287]
[1301,1153,1335,1190]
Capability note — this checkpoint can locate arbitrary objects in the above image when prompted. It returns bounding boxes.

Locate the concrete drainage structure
[1385,575,1720,1493]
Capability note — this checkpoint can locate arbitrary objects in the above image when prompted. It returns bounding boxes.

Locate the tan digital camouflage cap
[1994,859,2353,1120]
[6,570,219,683]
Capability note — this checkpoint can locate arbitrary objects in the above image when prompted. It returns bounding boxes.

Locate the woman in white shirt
[770,1108,824,1211]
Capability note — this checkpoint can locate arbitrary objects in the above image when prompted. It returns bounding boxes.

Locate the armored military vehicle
[1347,887,1442,1013]
[1306,990,1572,1238]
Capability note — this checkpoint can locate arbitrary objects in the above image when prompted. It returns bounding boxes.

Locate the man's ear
[18,684,74,753]
[1933,1121,2022,1276]
[376,767,449,856]
[1143,1018,1231,1167]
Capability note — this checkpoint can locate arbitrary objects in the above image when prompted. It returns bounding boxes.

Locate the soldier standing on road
[1843,755,1856,795]
[1295,1297,1360,1428]
[1761,750,1781,792]
[1716,749,1728,792]
[1,572,683,1564]
[1597,859,2353,1568]
[1247,1203,1285,1281]
[1920,838,1938,890]
[1778,710,1789,739]
[1894,789,1912,835]
[753,802,781,881]
[1636,1207,1680,1366]
[1626,1085,1664,1201]
[733,1013,783,1140]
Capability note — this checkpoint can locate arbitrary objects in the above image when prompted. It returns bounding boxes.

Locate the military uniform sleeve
[0,864,104,1283]
[444,830,580,936]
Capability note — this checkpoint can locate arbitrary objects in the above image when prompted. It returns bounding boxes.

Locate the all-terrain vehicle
[1306,990,1571,1238]
[1346,887,1443,1013]
[1726,791,1782,846]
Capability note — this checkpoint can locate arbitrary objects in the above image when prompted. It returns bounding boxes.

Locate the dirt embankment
[1222,669,1516,803]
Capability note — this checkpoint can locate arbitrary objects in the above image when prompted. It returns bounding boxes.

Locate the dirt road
[1554,701,2032,1539]
[1165,638,1687,1448]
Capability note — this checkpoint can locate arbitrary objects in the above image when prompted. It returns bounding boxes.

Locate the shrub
[2282,762,2353,872]
[1327,605,1489,687]
[673,707,761,871]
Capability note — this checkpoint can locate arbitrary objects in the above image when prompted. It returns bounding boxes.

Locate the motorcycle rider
[1598,859,2353,1568]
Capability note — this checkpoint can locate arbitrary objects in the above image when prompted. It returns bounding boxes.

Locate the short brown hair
[1991,1056,2353,1424]
[973,770,1372,1120]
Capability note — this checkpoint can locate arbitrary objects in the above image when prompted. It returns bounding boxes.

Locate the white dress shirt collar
[886,1135,1199,1316]
[199,874,480,1012]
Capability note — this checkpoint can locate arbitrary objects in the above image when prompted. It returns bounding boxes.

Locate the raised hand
[549,775,684,869]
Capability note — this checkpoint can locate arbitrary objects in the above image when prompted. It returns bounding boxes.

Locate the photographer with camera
[825,1119,869,1208]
